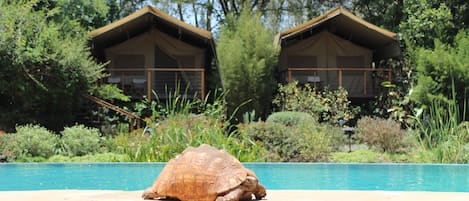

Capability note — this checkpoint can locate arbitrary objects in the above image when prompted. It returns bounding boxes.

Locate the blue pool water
[0,163,468,192]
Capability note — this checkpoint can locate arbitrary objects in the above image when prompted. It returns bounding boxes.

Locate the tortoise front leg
[142,187,163,200]
[253,183,266,200]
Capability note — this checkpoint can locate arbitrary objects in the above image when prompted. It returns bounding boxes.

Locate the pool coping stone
[1,190,469,201]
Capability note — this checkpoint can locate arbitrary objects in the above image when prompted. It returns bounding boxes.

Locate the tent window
[288,56,317,68]
[155,46,178,68]
[336,56,365,67]
[113,55,145,68]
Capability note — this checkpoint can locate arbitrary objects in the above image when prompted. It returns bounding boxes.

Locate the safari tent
[275,7,400,98]
[90,6,217,100]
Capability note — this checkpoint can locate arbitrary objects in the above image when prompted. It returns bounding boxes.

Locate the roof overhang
[275,7,401,59]
[89,6,216,61]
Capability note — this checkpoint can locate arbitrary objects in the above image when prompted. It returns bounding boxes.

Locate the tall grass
[111,89,269,162]
[112,115,268,162]
[414,79,468,163]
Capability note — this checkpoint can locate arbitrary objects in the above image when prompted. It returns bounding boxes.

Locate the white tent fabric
[279,31,374,96]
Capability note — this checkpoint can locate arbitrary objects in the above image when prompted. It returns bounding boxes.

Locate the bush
[5,125,58,160]
[299,123,344,161]
[356,117,410,153]
[61,125,101,156]
[273,81,358,124]
[239,121,299,161]
[239,121,344,161]
[266,111,315,126]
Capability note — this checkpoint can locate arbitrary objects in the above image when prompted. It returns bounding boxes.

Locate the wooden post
[120,73,125,93]
[288,69,292,82]
[388,70,392,82]
[201,70,205,101]
[338,70,343,87]
[363,71,367,96]
[147,69,152,101]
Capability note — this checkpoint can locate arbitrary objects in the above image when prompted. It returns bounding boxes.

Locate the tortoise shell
[146,144,251,201]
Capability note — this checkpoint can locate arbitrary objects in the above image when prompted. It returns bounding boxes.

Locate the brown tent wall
[105,28,205,97]
[279,31,374,96]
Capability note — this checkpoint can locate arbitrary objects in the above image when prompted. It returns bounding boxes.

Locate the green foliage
[356,116,410,153]
[110,114,268,162]
[273,81,357,124]
[411,29,469,108]
[266,111,315,126]
[400,0,454,48]
[371,80,416,127]
[0,1,105,131]
[217,8,279,121]
[239,121,344,161]
[93,84,130,102]
[61,125,102,156]
[4,125,59,160]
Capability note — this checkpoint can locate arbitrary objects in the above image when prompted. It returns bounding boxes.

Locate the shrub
[356,116,410,153]
[239,121,344,162]
[239,121,299,161]
[299,123,344,161]
[5,125,58,160]
[61,125,101,156]
[266,111,315,126]
[273,81,357,124]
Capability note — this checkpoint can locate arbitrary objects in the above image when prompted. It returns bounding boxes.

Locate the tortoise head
[244,176,267,200]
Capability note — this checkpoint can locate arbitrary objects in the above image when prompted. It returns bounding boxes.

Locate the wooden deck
[106,67,205,100]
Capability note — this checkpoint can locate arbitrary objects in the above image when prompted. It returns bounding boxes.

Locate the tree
[107,0,147,22]
[352,0,403,32]
[217,8,279,121]
[55,0,109,30]
[0,1,105,131]
[399,0,454,49]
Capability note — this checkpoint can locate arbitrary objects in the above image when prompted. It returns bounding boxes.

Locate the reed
[414,78,468,163]
[112,89,268,162]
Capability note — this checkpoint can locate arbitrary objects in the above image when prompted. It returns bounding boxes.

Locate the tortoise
[142,144,266,201]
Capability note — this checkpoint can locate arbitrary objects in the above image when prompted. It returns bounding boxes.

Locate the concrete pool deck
[1,190,469,201]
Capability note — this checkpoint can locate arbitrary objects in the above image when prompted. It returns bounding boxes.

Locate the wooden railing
[106,67,205,100]
[286,67,392,97]
[83,94,142,131]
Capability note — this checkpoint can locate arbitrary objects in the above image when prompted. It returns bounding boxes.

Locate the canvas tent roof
[275,7,400,59]
[90,5,216,61]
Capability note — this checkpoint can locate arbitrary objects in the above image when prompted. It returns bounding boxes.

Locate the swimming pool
[0,163,468,192]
